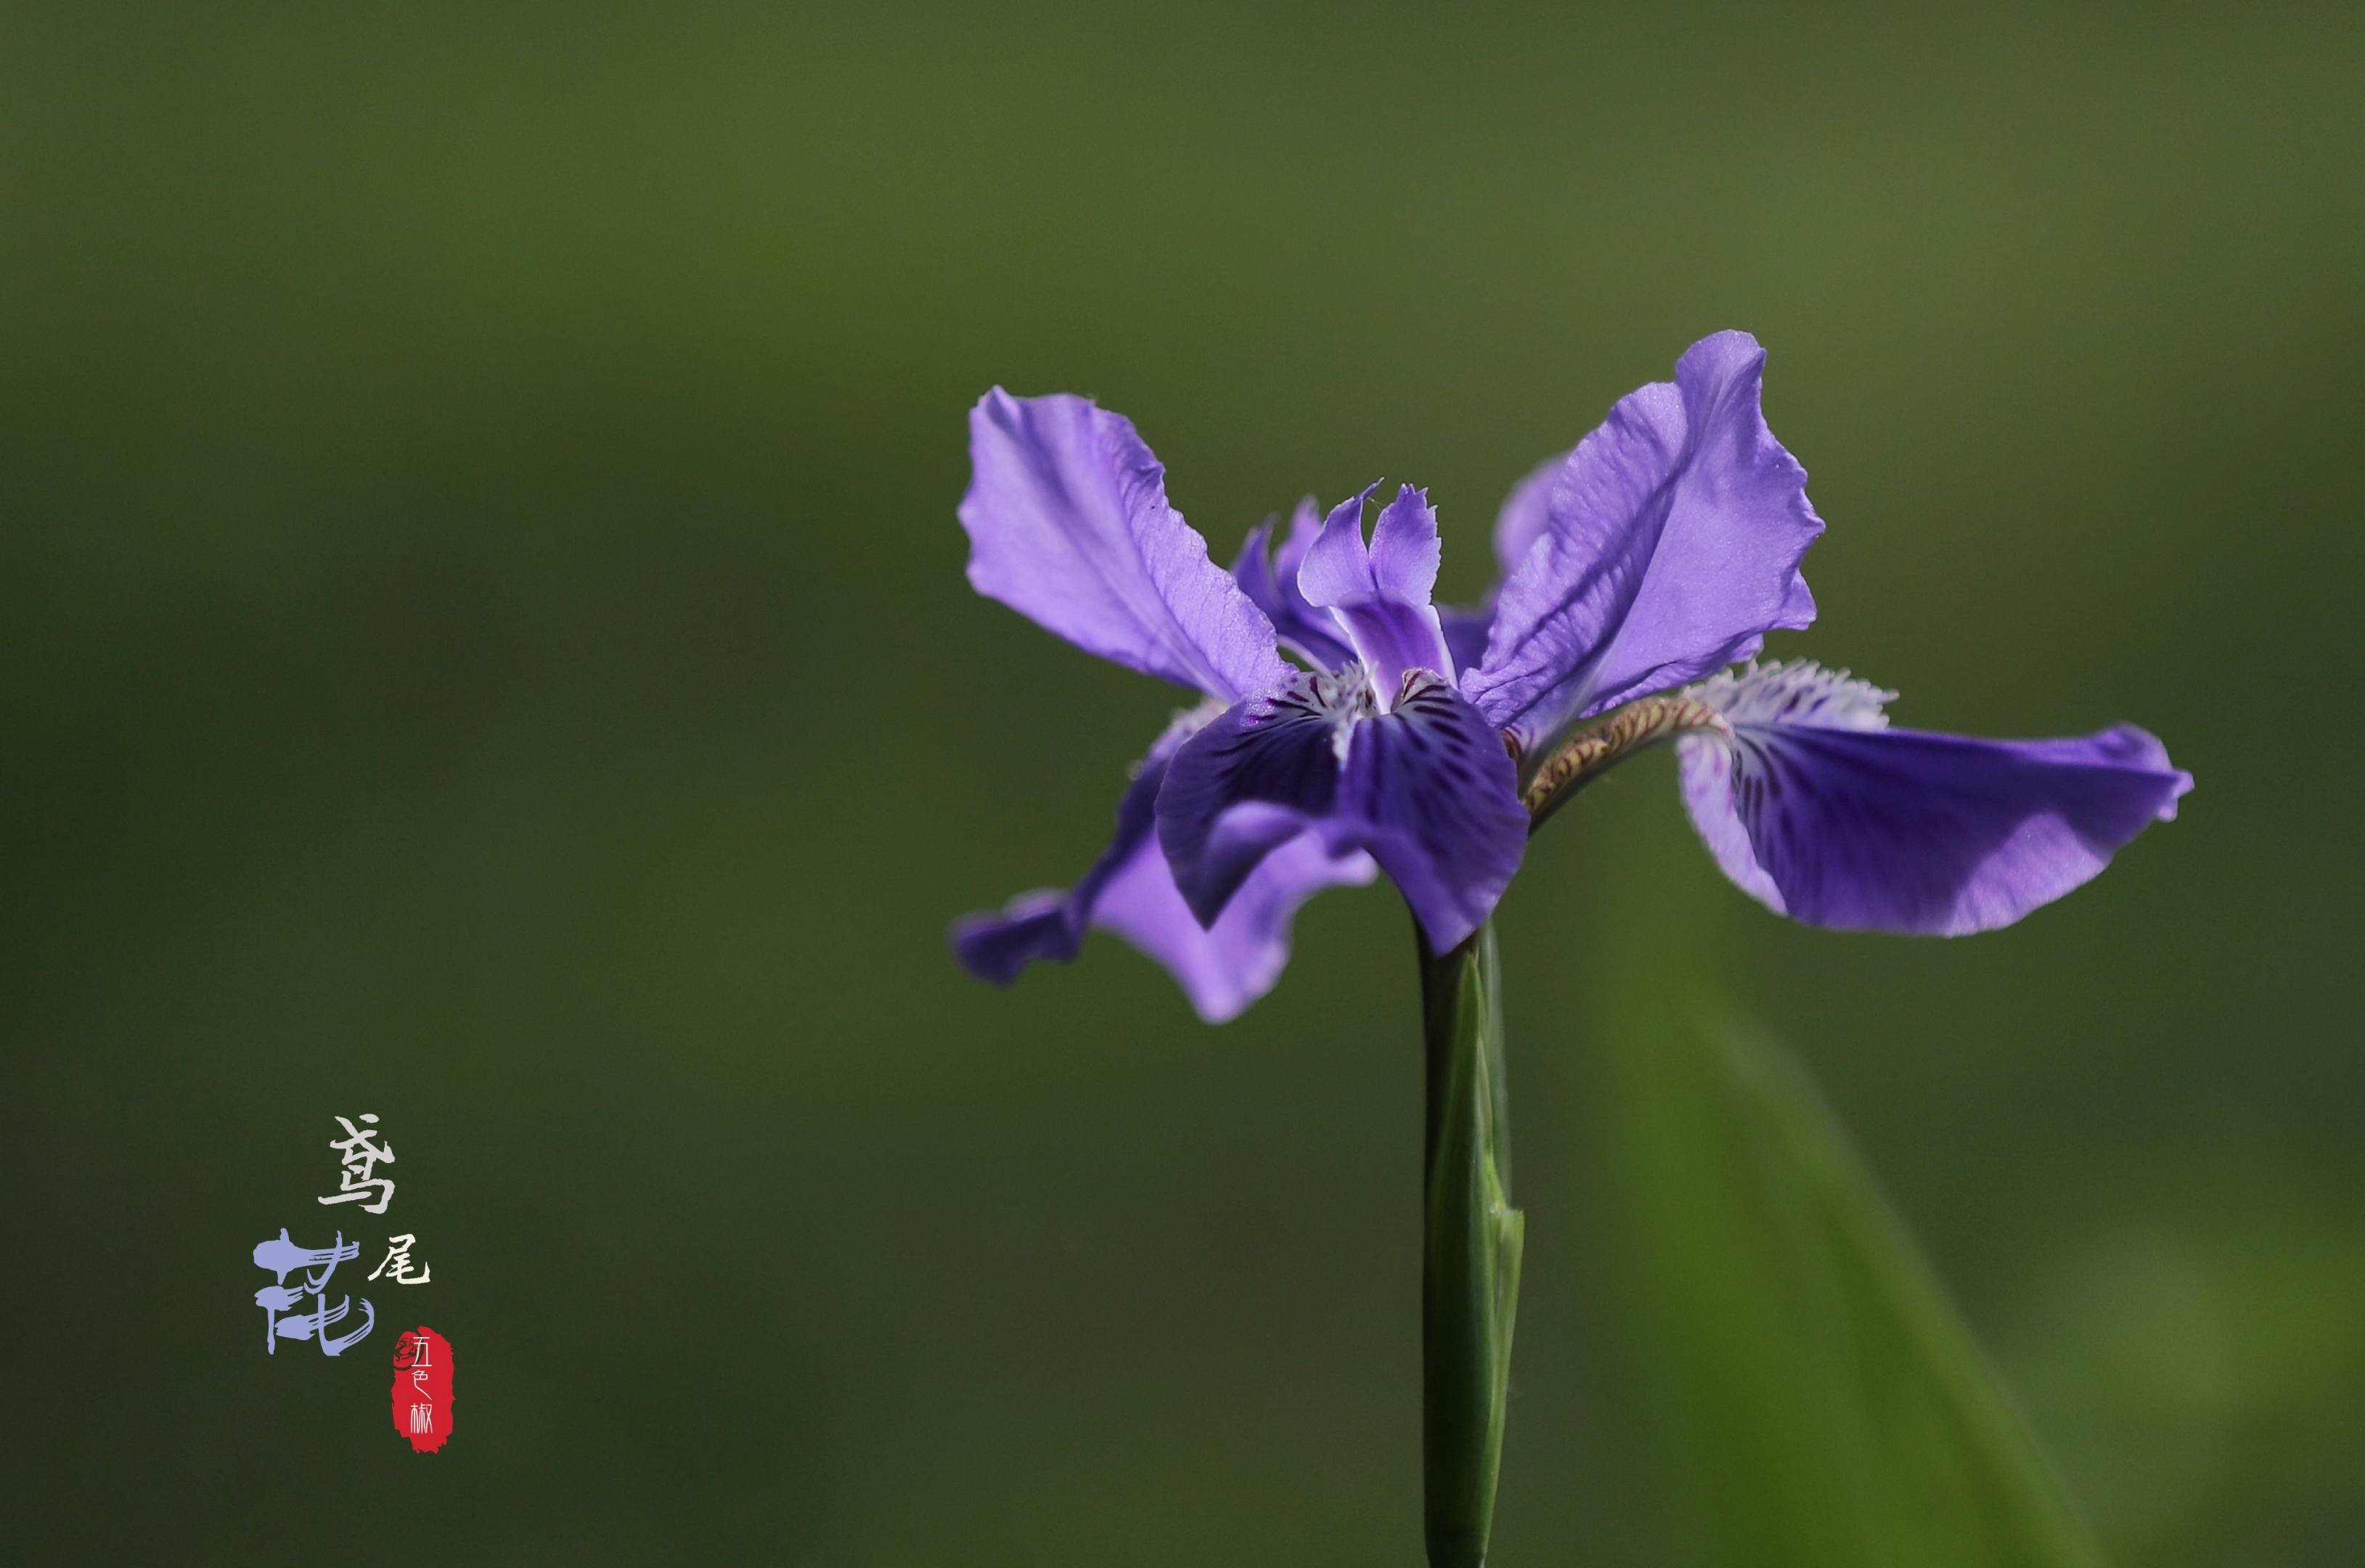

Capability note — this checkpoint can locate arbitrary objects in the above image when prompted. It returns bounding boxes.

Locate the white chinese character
[369,1233,432,1285]
[319,1114,396,1214]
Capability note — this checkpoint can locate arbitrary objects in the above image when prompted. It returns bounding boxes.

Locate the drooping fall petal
[950,712,1373,1021]
[1677,662,2192,934]
[1158,670,1527,952]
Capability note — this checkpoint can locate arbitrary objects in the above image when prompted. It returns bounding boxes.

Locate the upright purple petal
[1231,499,1357,671]
[1437,605,1495,679]
[1430,453,1569,680]
[961,390,1291,701]
[1677,662,2193,934]
[1157,669,1527,952]
[1463,332,1823,751]
[950,711,1373,1021]
[1492,450,1567,581]
[1297,485,1458,698]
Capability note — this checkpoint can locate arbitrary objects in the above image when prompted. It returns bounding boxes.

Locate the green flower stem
[1418,919,1527,1568]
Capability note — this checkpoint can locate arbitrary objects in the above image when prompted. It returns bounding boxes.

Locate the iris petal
[1335,673,1530,950]
[1092,828,1376,1022]
[1491,449,1566,581]
[1158,671,1527,952]
[1463,331,1823,751]
[1154,676,1364,926]
[1677,664,2192,934]
[1432,453,1570,684]
[1437,605,1495,679]
[961,389,1290,702]
[1231,499,1357,670]
[950,713,1373,1021]
[1297,485,1458,697]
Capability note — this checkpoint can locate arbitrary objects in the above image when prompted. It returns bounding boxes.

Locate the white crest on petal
[1259,661,1379,763]
[1686,659,1895,731]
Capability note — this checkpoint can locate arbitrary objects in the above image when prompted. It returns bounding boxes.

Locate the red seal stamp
[391,1326,454,1453]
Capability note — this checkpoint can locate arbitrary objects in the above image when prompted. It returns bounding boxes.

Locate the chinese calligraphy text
[252,1228,375,1355]
[319,1113,396,1214]
[369,1233,431,1285]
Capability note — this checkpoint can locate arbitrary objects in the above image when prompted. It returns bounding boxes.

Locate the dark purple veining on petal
[1333,672,1529,950]
[1677,663,2191,934]
[1157,669,1526,952]
[1156,670,1366,926]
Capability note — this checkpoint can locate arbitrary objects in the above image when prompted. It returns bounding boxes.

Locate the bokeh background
[3,3,2358,1562]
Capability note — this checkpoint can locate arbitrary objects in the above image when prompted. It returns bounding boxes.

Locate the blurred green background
[2,2,2358,1562]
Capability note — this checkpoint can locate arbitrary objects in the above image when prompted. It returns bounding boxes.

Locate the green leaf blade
[1584,1001,2107,1568]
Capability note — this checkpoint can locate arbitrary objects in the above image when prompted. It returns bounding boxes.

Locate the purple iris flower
[952,332,2191,1020]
